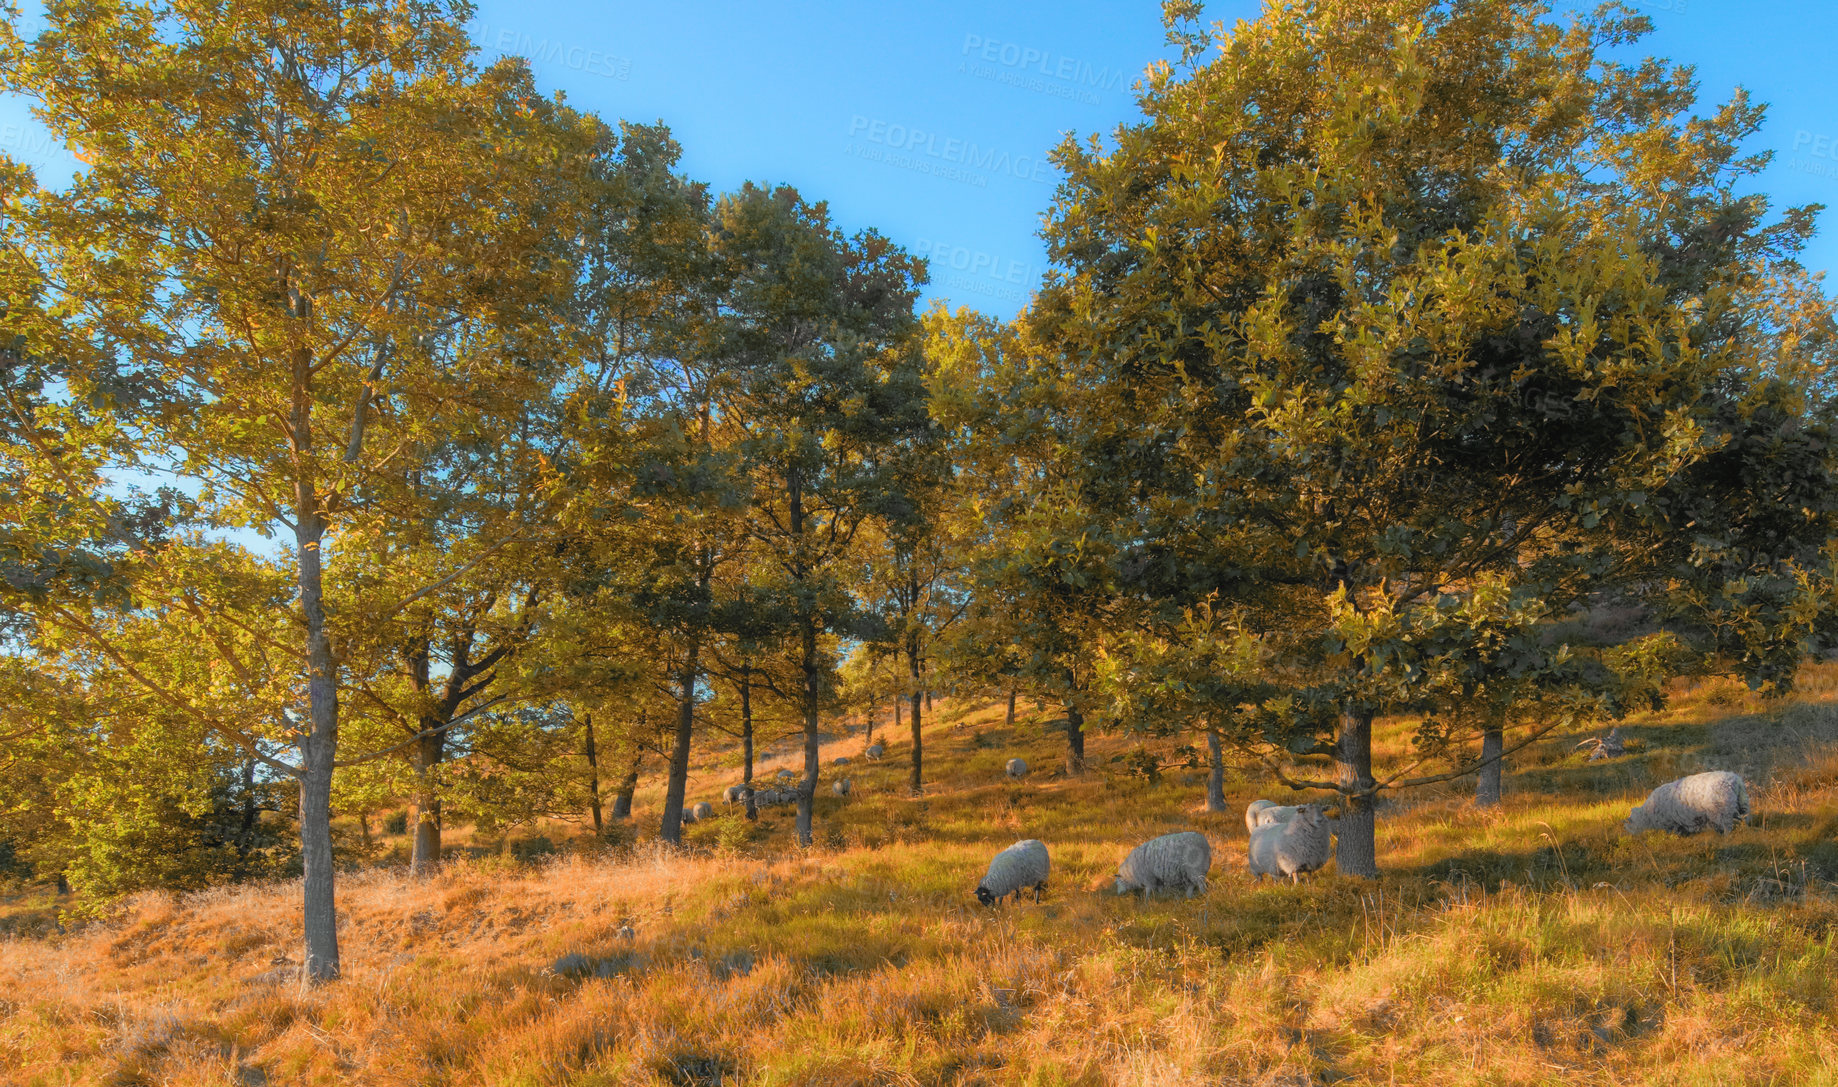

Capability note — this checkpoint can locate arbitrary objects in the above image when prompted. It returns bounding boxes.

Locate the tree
[1027,0,1838,874]
[716,183,929,846]
[934,310,1119,774]
[2,0,600,976]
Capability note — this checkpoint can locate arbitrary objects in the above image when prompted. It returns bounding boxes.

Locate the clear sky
[4,1,1837,319]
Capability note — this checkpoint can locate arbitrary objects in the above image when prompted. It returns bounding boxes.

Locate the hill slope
[4,673,1838,1086]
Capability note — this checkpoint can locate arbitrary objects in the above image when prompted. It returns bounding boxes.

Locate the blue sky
[4,1,1837,318]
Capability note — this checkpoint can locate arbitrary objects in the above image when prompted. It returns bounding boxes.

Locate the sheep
[1244,799,1302,835]
[1006,757,1028,780]
[724,784,749,804]
[680,809,698,826]
[975,839,1050,907]
[691,802,713,821]
[1625,770,1750,836]
[1248,805,1332,884]
[832,778,851,797]
[776,768,794,782]
[866,743,885,760]
[1114,831,1212,898]
[833,756,852,766]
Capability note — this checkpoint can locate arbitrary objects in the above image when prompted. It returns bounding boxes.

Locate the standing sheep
[724,784,749,805]
[1248,805,1332,884]
[1115,831,1212,898]
[833,756,852,767]
[832,778,851,797]
[776,768,794,783]
[1006,758,1028,780]
[1625,770,1750,836]
[866,743,885,761]
[691,802,714,821]
[975,839,1050,907]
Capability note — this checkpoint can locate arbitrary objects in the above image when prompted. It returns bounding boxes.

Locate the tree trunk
[1335,706,1379,878]
[893,695,902,734]
[741,668,758,820]
[612,749,641,820]
[660,644,701,845]
[864,692,873,747]
[1476,725,1504,808]
[1206,728,1227,812]
[358,811,371,849]
[1005,684,1017,727]
[236,755,258,872]
[797,613,820,847]
[293,345,341,979]
[908,645,924,796]
[925,689,932,713]
[410,729,445,877]
[1064,702,1085,774]
[583,713,603,835]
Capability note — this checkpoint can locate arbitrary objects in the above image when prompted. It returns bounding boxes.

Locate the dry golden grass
[5,672,1838,1086]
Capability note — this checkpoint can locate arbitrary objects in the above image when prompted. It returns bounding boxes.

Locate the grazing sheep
[834,756,852,766]
[832,778,851,797]
[680,809,698,826]
[776,768,794,782]
[1244,799,1302,835]
[866,743,885,760]
[1006,758,1028,780]
[724,784,749,804]
[1625,770,1750,836]
[976,839,1050,907]
[1248,805,1332,884]
[1115,831,1213,898]
[691,802,713,820]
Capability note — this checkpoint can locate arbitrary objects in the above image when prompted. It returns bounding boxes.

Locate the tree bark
[236,755,258,872]
[293,333,341,982]
[796,611,819,847]
[410,729,445,877]
[1064,702,1085,773]
[612,748,642,820]
[1005,683,1017,728]
[1335,706,1379,878]
[1476,725,1504,808]
[583,713,603,835]
[1206,727,1227,812]
[741,668,758,820]
[660,643,701,845]
[788,468,819,848]
[893,694,902,734]
[907,622,924,795]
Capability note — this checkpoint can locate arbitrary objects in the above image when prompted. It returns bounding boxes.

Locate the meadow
[4,669,1838,1087]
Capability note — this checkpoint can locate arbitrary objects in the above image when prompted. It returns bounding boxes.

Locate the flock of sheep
[678,731,1754,903]
[976,768,1754,906]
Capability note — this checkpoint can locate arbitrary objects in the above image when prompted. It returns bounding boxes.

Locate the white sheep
[866,743,885,760]
[1006,757,1028,780]
[680,808,698,825]
[1625,770,1750,836]
[776,768,794,782]
[724,784,749,804]
[833,756,852,766]
[1115,831,1212,898]
[1248,805,1332,884]
[691,802,713,820]
[832,778,851,796]
[976,839,1050,907]
[1244,799,1302,835]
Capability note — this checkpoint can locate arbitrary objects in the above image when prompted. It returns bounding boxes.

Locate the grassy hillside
[4,670,1838,1086]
